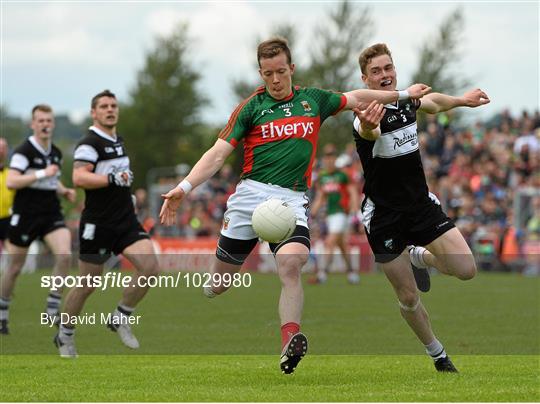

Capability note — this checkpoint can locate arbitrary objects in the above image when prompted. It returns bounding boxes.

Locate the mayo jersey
[219,85,346,191]
[317,169,350,215]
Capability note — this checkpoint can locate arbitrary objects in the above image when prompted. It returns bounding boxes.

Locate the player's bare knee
[6,262,24,278]
[278,257,307,281]
[277,253,308,272]
[456,262,477,280]
[144,261,160,278]
[397,290,419,310]
[55,253,72,267]
[78,284,97,297]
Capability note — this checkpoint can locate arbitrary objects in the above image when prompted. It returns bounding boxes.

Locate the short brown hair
[91,89,116,109]
[31,104,53,118]
[359,43,393,75]
[257,37,292,67]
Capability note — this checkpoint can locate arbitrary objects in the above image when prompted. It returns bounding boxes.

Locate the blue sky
[2,1,538,125]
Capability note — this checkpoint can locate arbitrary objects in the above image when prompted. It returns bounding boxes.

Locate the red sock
[281,322,300,349]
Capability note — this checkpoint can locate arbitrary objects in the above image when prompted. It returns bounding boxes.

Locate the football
[252,199,297,243]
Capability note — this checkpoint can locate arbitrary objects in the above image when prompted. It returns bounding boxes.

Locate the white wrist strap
[398,90,410,101]
[35,169,46,180]
[177,179,193,195]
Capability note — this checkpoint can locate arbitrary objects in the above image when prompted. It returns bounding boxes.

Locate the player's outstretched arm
[6,164,58,190]
[344,83,432,110]
[160,139,234,226]
[419,88,490,114]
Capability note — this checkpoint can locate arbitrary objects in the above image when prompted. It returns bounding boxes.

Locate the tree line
[1,2,467,188]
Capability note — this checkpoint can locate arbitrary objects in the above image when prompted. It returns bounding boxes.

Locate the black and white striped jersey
[353,98,429,211]
[74,126,135,224]
[9,136,62,214]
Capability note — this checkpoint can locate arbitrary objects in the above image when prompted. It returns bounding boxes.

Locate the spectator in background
[0,138,14,251]
[310,144,360,284]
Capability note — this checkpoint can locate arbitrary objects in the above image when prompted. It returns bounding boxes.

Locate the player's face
[362,54,397,91]
[323,154,337,171]
[259,52,295,101]
[31,110,55,141]
[91,96,119,129]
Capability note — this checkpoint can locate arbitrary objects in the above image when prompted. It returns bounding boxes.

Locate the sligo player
[54,90,159,358]
[160,37,431,374]
[0,105,75,335]
[353,43,490,372]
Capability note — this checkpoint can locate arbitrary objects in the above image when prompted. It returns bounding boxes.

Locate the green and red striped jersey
[219,85,346,191]
[317,169,350,215]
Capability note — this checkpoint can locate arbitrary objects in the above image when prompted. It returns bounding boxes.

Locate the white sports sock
[46,292,62,316]
[115,304,135,318]
[59,324,75,340]
[203,286,217,298]
[425,338,446,359]
[409,246,429,269]
[0,297,10,321]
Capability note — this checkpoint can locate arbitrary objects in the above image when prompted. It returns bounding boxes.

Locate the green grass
[1,355,538,401]
[1,271,539,401]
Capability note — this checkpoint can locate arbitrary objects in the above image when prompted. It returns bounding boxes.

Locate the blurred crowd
[140,108,540,273]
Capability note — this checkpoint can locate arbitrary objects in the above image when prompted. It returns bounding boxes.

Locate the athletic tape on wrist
[398,90,410,101]
[35,169,46,180]
[177,179,193,195]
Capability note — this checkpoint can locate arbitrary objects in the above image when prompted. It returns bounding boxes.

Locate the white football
[252,199,296,243]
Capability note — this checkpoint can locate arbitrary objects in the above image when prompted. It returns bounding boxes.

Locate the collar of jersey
[29,135,52,156]
[89,125,118,142]
[384,100,399,110]
[266,86,295,102]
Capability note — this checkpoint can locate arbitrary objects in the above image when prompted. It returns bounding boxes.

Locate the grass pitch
[1,270,539,401]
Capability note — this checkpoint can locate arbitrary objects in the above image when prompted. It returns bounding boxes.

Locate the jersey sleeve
[218,97,256,148]
[306,88,347,122]
[9,153,29,173]
[74,141,99,164]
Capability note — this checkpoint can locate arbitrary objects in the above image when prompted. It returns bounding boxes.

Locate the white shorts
[221,179,309,240]
[326,212,348,234]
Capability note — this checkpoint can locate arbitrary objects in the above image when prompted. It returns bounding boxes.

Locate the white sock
[46,292,62,316]
[409,246,429,269]
[203,286,217,298]
[425,338,446,359]
[59,324,75,340]
[0,297,10,321]
[115,304,135,320]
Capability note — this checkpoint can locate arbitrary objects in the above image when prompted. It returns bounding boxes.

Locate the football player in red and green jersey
[160,37,431,374]
[310,144,359,284]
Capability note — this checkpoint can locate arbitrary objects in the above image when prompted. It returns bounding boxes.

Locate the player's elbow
[72,171,86,188]
[6,177,21,190]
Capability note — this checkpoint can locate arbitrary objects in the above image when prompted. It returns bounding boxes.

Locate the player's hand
[462,88,490,108]
[159,187,186,226]
[353,100,385,131]
[63,188,77,203]
[406,83,432,99]
[108,170,134,187]
[44,164,59,177]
